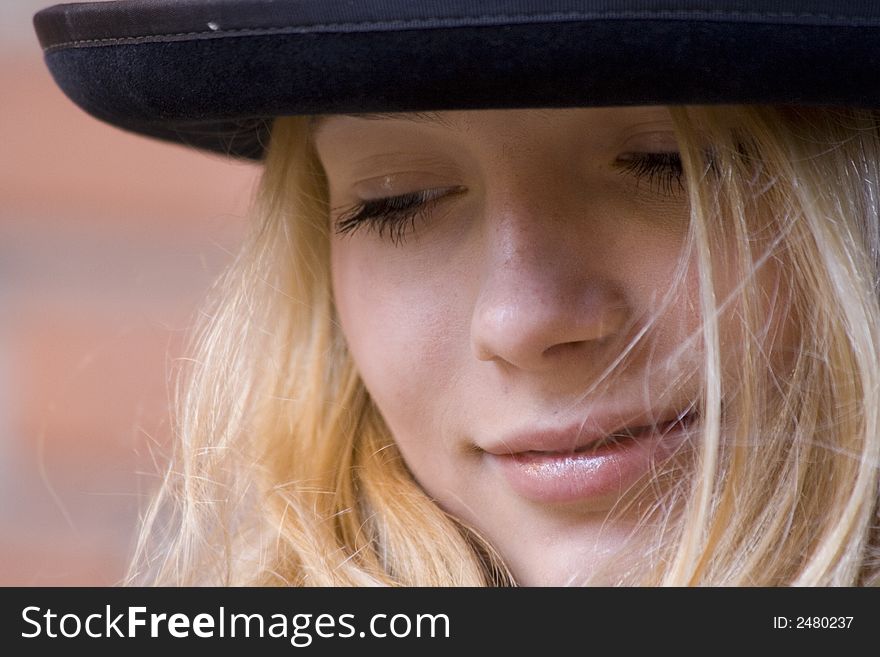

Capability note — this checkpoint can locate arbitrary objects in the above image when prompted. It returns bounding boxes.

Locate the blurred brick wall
[1,2,261,584]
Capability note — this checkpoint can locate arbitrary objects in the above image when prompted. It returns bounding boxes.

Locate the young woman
[34,1,880,586]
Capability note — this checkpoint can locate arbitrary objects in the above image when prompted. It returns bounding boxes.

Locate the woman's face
[313,107,719,584]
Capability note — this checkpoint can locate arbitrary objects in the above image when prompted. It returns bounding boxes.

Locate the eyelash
[335,186,465,247]
[334,152,685,245]
[616,151,685,195]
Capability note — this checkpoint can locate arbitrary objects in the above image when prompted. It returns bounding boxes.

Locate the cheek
[700,236,799,388]
[740,259,800,374]
[330,239,465,440]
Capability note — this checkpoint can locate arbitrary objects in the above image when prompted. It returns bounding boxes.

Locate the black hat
[33,0,880,161]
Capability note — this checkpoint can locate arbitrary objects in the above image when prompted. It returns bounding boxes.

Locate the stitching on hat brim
[41,9,880,53]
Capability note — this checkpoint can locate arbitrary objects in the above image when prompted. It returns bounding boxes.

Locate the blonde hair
[127,105,880,586]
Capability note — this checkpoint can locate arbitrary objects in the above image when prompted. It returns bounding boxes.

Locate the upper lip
[480,406,696,456]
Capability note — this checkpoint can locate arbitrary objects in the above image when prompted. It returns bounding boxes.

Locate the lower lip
[487,416,695,504]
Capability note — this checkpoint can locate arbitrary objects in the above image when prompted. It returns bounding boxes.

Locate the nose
[470,196,631,372]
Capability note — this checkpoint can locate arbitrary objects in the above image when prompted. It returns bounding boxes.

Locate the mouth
[558,408,699,455]
[482,406,701,457]
[484,407,700,504]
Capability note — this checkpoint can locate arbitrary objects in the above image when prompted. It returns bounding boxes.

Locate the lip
[482,407,698,504]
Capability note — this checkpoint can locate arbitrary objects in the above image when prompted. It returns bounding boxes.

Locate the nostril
[541,340,585,359]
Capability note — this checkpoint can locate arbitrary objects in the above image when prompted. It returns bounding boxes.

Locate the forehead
[309,112,452,138]
[307,108,614,141]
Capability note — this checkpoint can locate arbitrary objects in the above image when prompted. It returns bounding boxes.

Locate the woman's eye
[333,153,686,246]
[333,185,465,246]
[615,151,685,196]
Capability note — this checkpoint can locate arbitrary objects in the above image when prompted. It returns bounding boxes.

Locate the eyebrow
[308,111,455,138]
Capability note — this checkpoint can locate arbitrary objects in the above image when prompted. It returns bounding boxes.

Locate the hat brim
[34,0,880,160]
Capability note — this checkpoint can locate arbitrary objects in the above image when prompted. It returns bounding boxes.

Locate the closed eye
[333,186,466,245]
[614,151,685,195]
[332,152,688,245]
